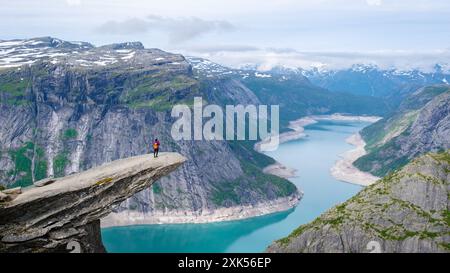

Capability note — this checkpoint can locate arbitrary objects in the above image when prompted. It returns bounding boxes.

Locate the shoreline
[254,117,317,153]
[311,113,381,123]
[262,162,297,179]
[103,113,380,227]
[101,193,301,228]
[254,117,317,179]
[254,114,381,154]
[256,113,381,180]
[330,133,380,186]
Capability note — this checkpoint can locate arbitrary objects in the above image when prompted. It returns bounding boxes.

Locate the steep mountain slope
[188,58,391,128]
[267,151,450,253]
[303,64,450,104]
[354,85,450,176]
[0,37,300,224]
[241,74,389,127]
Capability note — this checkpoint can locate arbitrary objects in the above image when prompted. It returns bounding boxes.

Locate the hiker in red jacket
[152,138,160,158]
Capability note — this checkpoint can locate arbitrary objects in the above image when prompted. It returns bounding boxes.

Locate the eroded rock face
[267,151,450,253]
[0,153,185,253]
[0,38,299,225]
[354,85,450,177]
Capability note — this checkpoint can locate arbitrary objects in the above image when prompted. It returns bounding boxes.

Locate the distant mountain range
[303,64,450,104]
[188,57,450,253]
[188,57,391,127]
[189,57,449,107]
[266,84,450,253]
[1,37,449,253]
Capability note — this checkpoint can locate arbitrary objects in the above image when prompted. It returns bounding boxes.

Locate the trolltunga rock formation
[0,152,186,253]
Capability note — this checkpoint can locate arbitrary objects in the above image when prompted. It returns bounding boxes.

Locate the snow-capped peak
[0,37,187,70]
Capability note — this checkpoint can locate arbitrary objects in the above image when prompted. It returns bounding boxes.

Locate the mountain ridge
[0,37,302,225]
[267,150,450,253]
[354,85,450,176]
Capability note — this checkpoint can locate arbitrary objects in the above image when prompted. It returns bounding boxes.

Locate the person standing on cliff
[153,138,160,158]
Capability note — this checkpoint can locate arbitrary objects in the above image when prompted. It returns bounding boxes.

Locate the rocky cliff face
[267,151,450,253]
[0,153,185,253]
[354,85,450,176]
[0,37,300,225]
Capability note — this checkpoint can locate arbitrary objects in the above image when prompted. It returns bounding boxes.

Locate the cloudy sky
[1,0,450,70]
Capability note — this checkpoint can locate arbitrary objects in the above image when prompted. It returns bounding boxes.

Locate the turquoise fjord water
[102,120,368,253]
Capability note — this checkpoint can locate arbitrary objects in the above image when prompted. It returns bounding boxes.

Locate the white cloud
[366,0,382,6]
[185,44,260,53]
[96,15,235,43]
[178,45,450,72]
[1,0,450,72]
[66,0,82,6]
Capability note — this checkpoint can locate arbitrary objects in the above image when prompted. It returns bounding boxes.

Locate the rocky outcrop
[267,151,450,253]
[354,85,450,176]
[0,152,185,253]
[0,37,300,225]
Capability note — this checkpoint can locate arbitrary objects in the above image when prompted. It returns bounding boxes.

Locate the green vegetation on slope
[152,182,162,194]
[212,139,297,207]
[211,161,297,207]
[242,76,390,128]
[33,145,48,182]
[400,85,450,110]
[53,151,70,178]
[360,85,449,152]
[228,140,275,169]
[355,85,450,177]
[120,72,200,111]
[63,128,78,139]
[354,134,411,177]
[8,142,48,188]
[0,72,30,106]
[362,111,419,152]
[273,151,450,252]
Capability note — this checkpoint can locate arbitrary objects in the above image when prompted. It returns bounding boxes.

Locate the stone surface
[1,187,21,195]
[0,192,8,202]
[33,177,57,187]
[0,152,185,253]
[267,151,450,253]
[0,37,299,225]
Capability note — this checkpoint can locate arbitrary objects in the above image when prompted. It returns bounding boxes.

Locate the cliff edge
[267,151,449,253]
[0,152,186,253]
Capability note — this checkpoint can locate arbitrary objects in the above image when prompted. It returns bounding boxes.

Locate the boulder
[1,187,22,195]
[33,178,57,187]
[0,192,9,202]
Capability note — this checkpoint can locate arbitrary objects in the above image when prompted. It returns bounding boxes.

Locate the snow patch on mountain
[0,37,187,71]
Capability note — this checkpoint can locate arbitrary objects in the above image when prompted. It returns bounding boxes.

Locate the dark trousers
[153,148,159,157]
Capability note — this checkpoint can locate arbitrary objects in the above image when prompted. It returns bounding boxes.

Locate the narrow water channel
[102,120,367,253]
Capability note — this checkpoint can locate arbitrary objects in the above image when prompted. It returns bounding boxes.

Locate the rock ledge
[0,152,185,253]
